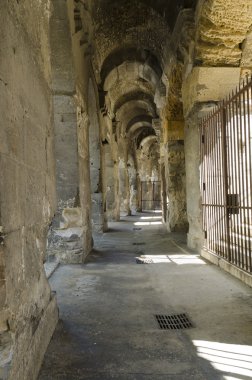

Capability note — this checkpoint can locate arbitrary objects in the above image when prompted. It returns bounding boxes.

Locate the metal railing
[200,77,252,273]
[141,181,161,210]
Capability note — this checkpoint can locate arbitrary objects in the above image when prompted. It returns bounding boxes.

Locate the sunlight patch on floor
[136,255,171,263]
[193,340,252,379]
[169,255,206,265]
[134,221,163,226]
[140,216,162,220]
[135,254,206,265]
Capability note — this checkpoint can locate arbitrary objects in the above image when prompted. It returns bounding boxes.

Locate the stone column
[163,120,188,232]
[103,136,120,222]
[113,159,121,221]
[118,138,131,215]
[77,106,93,258]
[88,82,104,233]
[100,142,108,231]
[184,110,203,250]
[128,160,137,214]
[48,0,84,263]
[160,162,168,223]
[136,173,142,211]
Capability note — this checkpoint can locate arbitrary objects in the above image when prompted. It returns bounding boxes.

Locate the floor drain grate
[133,242,145,245]
[155,314,193,330]
[133,227,142,231]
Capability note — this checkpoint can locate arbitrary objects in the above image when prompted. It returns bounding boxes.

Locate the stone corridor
[39,213,252,380]
[1,1,252,378]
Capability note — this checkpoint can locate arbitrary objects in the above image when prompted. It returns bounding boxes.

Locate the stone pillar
[47,0,85,263]
[160,162,167,223]
[128,160,137,214]
[184,110,204,250]
[113,160,121,221]
[125,164,131,215]
[136,173,142,211]
[77,106,93,258]
[88,81,104,233]
[102,137,120,222]
[100,142,108,231]
[163,120,188,232]
[118,139,131,215]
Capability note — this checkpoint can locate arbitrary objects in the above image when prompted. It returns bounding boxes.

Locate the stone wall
[0,1,58,379]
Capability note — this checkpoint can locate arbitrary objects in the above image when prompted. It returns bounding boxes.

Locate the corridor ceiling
[88,0,196,159]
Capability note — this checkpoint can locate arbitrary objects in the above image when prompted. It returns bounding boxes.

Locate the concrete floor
[39,212,252,380]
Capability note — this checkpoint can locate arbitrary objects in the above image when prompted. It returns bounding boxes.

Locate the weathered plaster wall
[0,1,58,378]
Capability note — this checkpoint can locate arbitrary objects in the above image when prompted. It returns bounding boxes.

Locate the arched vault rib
[100,47,163,86]
[116,100,156,124]
[119,109,153,136]
[140,135,158,149]
[113,91,157,116]
[134,127,156,149]
[106,79,154,116]
[127,122,153,137]
[126,115,153,133]
[104,61,160,93]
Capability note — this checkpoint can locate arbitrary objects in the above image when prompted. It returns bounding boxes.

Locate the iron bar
[200,77,252,273]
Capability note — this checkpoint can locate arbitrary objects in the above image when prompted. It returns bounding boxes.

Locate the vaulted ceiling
[89,0,197,153]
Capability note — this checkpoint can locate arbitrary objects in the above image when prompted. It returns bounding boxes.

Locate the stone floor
[39,212,252,380]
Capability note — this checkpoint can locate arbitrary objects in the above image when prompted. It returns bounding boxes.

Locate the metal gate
[141,181,161,211]
[200,77,252,273]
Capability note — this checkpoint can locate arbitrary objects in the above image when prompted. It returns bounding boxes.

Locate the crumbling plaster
[195,0,252,66]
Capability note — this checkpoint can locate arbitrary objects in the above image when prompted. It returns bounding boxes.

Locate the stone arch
[114,92,157,117]
[100,46,163,86]
[127,122,154,137]
[126,115,153,133]
[104,61,161,92]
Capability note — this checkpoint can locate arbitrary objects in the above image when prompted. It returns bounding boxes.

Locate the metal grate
[133,242,145,245]
[155,314,193,330]
[200,77,252,273]
[141,181,161,211]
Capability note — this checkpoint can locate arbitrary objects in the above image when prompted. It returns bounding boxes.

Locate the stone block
[182,67,241,116]
[53,95,76,115]
[163,120,184,143]
[0,155,26,232]
[8,294,58,380]
[61,208,82,228]
[25,168,47,226]
[25,123,47,173]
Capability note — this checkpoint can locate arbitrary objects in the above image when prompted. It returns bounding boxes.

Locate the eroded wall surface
[0,1,58,378]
